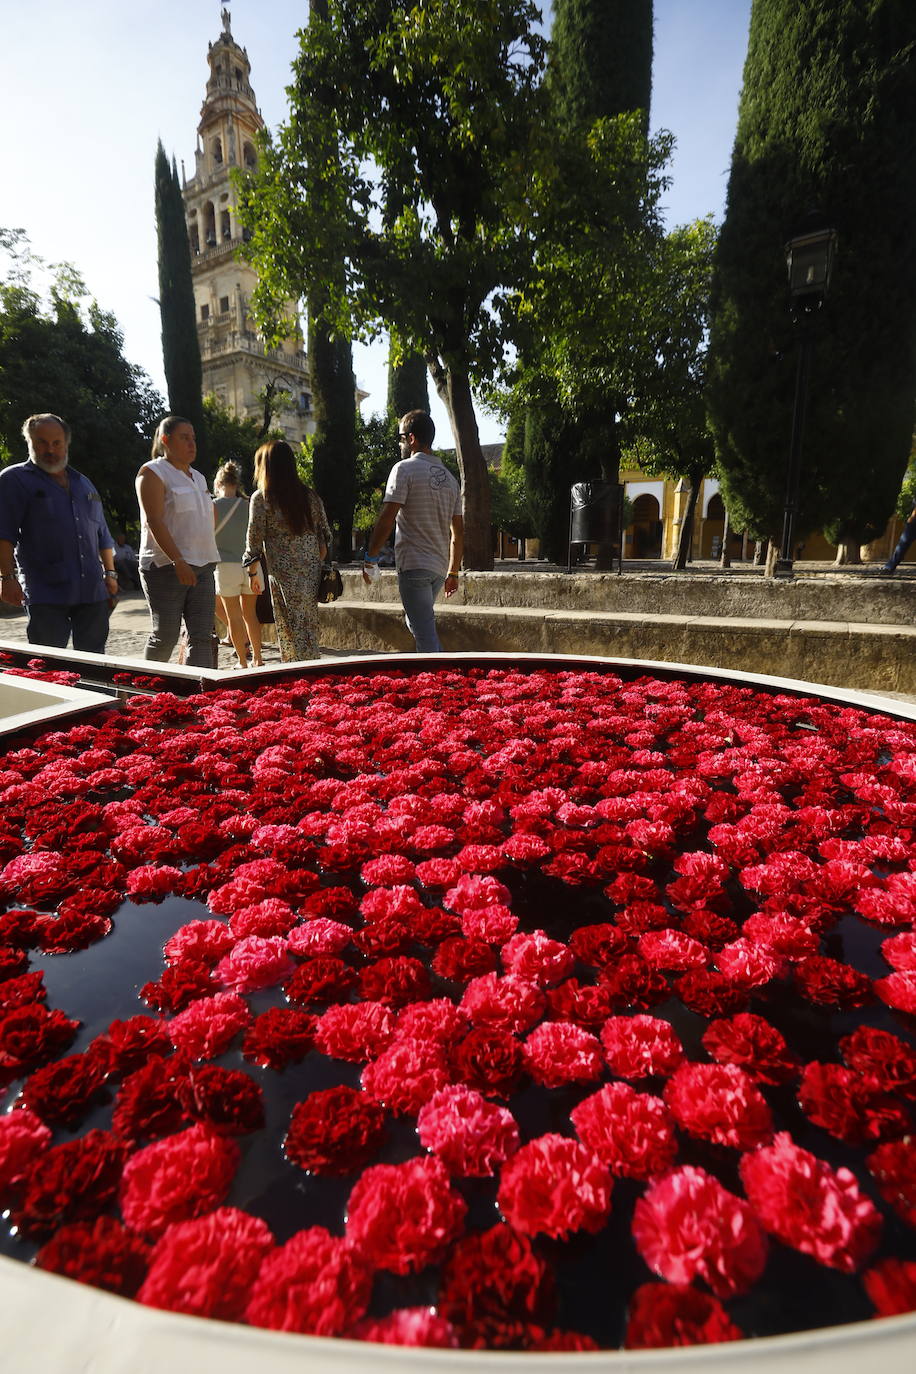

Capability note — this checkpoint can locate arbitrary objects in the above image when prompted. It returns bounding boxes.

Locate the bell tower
[181,9,313,444]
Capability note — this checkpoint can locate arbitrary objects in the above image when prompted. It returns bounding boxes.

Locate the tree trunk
[672,472,701,571]
[834,542,862,566]
[764,539,779,577]
[719,508,732,568]
[595,413,621,571]
[428,356,493,571]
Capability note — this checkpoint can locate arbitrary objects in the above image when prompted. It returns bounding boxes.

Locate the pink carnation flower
[633,1165,767,1298]
[417,1085,519,1176]
[601,1014,685,1079]
[216,935,295,992]
[740,1132,882,1272]
[346,1156,467,1274]
[394,999,469,1046]
[498,1134,612,1240]
[125,865,184,900]
[120,1124,239,1238]
[715,937,782,987]
[314,1001,396,1062]
[287,918,353,956]
[167,992,251,1060]
[571,1082,678,1179]
[461,904,519,943]
[0,1108,52,1192]
[523,1021,604,1088]
[245,1227,373,1335]
[502,930,575,985]
[361,1036,451,1114]
[139,1206,273,1318]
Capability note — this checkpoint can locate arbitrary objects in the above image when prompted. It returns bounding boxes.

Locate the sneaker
[878,564,896,576]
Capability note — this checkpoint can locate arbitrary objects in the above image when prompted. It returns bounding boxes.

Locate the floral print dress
[244,489,331,661]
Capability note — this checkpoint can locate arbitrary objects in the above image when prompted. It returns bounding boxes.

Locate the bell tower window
[213,137,223,166]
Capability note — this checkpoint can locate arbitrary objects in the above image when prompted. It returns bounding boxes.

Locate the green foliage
[352,410,398,537]
[155,141,206,471]
[896,441,916,519]
[308,316,358,557]
[707,1,916,546]
[238,0,549,569]
[202,395,262,484]
[548,0,653,133]
[0,231,163,530]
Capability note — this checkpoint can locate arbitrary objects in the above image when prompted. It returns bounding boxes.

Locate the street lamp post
[774,226,838,577]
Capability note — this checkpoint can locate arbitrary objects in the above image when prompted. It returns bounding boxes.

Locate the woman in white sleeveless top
[136,416,220,668]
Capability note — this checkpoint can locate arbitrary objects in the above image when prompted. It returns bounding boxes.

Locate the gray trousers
[140,562,216,668]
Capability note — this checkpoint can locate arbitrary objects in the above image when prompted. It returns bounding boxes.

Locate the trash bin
[570,482,619,544]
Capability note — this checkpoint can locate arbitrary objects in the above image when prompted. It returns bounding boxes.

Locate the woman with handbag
[213,462,263,669]
[243,440,332,662]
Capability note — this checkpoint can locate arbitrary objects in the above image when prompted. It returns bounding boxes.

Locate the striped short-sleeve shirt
[384,453,461,576]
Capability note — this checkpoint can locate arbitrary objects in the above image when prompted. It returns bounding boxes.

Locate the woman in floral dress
[243,441,331,661]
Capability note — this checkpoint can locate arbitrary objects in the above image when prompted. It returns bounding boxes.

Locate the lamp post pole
[773,225,838,579]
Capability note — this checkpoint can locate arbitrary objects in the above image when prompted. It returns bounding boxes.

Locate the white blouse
[139,458,221,568]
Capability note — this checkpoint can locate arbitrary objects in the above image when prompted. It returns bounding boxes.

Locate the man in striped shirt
[362,410,463,652]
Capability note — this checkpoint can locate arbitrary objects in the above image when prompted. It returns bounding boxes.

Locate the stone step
[317,598,916,695]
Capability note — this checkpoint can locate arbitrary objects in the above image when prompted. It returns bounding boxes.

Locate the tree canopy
[707,0,916,554]
[239,0,548,569]
[0,229,163,532]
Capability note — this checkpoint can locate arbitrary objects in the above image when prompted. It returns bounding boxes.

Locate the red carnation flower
[355,1308,459,1347]
[664,1061,773,1149]
[523,1021,603,1089]
[0,1001,79,1084]
[164,919,234,966]
[285,1085,385,1174]
[346,1155,467,1273]
[14,1129,128,1238]
[125,864,184,901]
[702,1013,798,1085]
[625,1282,744,1349]
[633,1165,767,1298]
[450,1026,524,1097]
[21,1050,109,1127]
[216,934,295,992]
[601,1014,684,1080]
[875,970,916,1014]
[867,1139,916,1227]
[284,956,357,1007]
[439,1223,555,1336]
[863,1258,916,1318]
[675,969,749,1017]
[32,909,112,953]
[568,922,627,968]
[242,1007,315,1070]
[394,998,469,1045]
[245,1227,373,1335]
[120,1123,239,1238]
[740,1132,882,1272]
[445,872,512,913]
[36,1216,151,1298]
[313,1001,396,1062]
[358,955,431,1007]
[798,1062,908,1145]
[0,970,46,1012]
[571,1082,678,1179]
[498,1134,612,1240]
[501,930,574,985]
[795,956,874,1009]
[432,935,498,982]
[599,952,670,1010]
[139,1206,274,1318]
[179,1065,264,1136]
[113,1057,191,1142]
[92,1016,171,1077]
[840,1026,916,1098]
[286,917,352,957]
[461,972,546,1034]
[881,930,916,972]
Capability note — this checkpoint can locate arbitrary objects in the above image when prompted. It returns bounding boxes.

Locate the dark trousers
[26,600,110,655]
[885,520,916,571]
[140,562,216,668]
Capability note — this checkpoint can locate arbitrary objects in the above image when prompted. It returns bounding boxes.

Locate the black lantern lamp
[775,225,838,576]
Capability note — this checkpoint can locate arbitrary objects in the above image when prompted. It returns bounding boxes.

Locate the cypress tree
[707,1,916,554]
[387,343,431,422]
[154,141,206,468]
[308,310,357,558]
[523,0,654,564]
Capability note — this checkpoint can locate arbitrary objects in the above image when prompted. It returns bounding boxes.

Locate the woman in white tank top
[135,416,220,669]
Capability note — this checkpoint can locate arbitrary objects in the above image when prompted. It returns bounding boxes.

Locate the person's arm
[362,501,400,583]
[0,537,24,607]
[444,512,464,598]
[242,491,266,587]
[136,467,196,586]
[94,499,119,602]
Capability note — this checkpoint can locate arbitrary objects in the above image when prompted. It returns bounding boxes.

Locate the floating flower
[36,1216,151,1297]
[625,1282,744,1348]
[600,1014,684,1080]
[346,1155,466,1274]
[740,1132,881,1272]
[361,1036,451,1114]
[314,1001,396,1062]
[245,1227,373,1335]
[354,1308,459,1348]
[167,992,250,1060]
[138,1207,273,1318]
[867,1139,916,1227]
[571,1082,677,1179]
[417,1084,519,1176]
[863,1258,916,1318]
[242,1007,315,1070]
[120,1123,239,1238]
[285,1086,385,1175]
[633,1165,767,1298]
[497,1134,612,1240]
[664,1061,773,1149]
[0,1107,52,1193]
[461,972,545,1034]
[702,1013,798,1085]
[523,1021,603,1088]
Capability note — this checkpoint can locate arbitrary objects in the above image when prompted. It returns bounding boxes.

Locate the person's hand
[0,574,24,607]
[444,573,459,598]
[104,570,119,610]
[173,558,197,587]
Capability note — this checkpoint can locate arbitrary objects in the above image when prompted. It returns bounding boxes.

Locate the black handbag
[249,552,274,624]
[317,562,343,604]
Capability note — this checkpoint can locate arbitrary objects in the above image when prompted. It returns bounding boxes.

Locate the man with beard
[0,414,118,652]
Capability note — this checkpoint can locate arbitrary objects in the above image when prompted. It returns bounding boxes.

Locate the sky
[0,0,752,449]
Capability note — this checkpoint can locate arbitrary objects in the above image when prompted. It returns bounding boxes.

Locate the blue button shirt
[0,461,115,605]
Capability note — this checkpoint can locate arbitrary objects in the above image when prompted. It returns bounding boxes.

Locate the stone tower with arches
[181,9,313,445]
